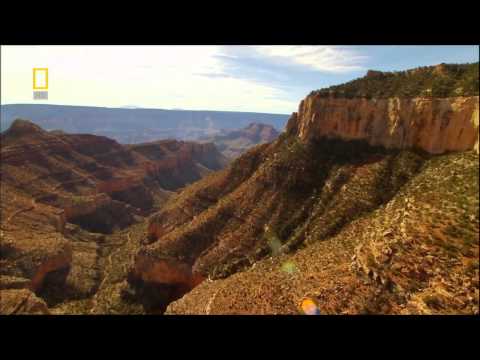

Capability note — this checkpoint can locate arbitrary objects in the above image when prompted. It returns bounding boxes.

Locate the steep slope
[0,119,226,312]
[166,150,478,314]
[199,123,280,159]
[129,136,431,312]
[128,64,479,314]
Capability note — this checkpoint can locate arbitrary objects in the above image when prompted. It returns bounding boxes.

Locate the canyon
[0,119,226,313]
[1,63,479,315]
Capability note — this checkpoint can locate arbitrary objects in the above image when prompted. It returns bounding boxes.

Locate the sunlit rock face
[287,96,479,154]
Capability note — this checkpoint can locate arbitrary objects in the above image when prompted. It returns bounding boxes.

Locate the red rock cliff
[286,95,479,154]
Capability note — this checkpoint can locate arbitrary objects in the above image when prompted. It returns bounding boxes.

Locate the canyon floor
[47,221,148,315]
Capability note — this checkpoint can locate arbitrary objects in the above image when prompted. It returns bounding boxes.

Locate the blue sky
[1,45,478,114]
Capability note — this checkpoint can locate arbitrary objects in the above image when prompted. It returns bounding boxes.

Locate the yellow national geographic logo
[33,68,48,90]
[33,68,48,100]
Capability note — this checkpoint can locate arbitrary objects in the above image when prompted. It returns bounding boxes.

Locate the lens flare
[281,261,297,274]
[300,298,320,315]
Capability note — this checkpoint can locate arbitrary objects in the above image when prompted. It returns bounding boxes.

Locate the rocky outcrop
[131,253,203,286]
[287,96,479,154]
[126,252,204,313]
[29,245,73,292]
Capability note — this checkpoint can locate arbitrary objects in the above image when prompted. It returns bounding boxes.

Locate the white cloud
[253,46,368,73]
[1,46,323,114]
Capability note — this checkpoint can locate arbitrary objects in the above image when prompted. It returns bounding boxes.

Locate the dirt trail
[4,181,62,229]
[205,282,224,315]
[5,197,37,228]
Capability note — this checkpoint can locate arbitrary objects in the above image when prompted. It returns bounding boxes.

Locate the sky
[1,45,478,114]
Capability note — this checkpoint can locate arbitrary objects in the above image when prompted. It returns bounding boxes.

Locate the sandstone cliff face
[287,96,479,154]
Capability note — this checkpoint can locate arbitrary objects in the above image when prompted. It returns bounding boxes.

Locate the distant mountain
[198,123,281,158]
[0,104,289,144]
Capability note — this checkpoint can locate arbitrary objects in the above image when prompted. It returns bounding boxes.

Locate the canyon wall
[286,95,479,154]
